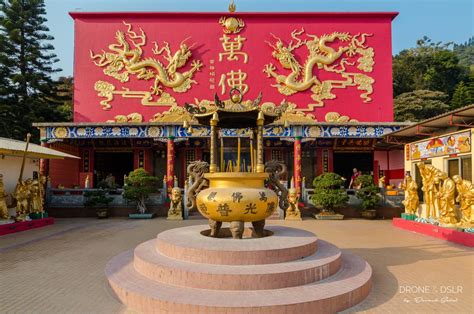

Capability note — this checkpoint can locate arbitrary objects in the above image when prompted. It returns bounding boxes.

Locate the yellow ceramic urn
[196,172,278,222]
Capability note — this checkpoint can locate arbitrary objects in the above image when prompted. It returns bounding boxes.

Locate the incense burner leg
[252,219,265,238]
[230,221,244,239]
[209,219,222,237]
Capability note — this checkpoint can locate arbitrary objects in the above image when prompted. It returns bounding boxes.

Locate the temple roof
[384,104,474,143]
[184,92,282,128]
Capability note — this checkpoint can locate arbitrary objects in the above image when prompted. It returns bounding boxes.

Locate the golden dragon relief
[90,21,203,110]
[263,29,375,110]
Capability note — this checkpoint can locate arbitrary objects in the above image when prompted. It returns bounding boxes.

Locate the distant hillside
[454,36,474,68]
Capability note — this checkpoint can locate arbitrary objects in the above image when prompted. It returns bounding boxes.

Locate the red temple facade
[35,11,407,202]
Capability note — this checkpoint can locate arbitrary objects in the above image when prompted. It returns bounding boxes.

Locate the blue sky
[45,0,473,77]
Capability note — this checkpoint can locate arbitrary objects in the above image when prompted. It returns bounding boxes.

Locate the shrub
[84,189,113,207]
[311,173,348,212]
[123,168,159,214]
[355,175,381,209]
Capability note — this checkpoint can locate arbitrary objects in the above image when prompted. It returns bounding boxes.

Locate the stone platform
[392,218,474,247]
[0,217,55,236]
[105,225,372,313]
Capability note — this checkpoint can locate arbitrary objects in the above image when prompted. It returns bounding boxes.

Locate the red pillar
[144,149,153,174]
[386,150,391,184]
[166,137,175,191]
[39,142,49,177]
[294,137,302,196]
[373,160,379,186]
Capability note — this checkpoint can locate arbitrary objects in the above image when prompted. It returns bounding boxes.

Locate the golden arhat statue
[0,174,9,220]
[185,89,289,239]
[401,174,419,216]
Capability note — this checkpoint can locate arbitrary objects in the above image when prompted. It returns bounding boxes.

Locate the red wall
[49,143,80,188]
[72,12,397,123]
[373,149,404,184]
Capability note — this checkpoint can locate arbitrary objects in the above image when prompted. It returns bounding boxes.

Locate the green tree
[465,70,474,103]
[0,0,68,140]
[354,175,381,210]
[84,189,113,218]
[123,168,159,214]
[393,37,468,98]
[311,173,348,213]
[0,11,16,138]
[394,90,450,122]
[453,36,474,69]
[55,76,73,121]
[451,81,473,109]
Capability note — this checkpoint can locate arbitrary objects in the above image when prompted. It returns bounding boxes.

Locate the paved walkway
[0,218,472,313]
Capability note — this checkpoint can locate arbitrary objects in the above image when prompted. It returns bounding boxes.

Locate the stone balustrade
[46,188,166,208]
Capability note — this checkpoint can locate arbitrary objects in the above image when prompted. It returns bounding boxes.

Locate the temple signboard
[71,12,397,123]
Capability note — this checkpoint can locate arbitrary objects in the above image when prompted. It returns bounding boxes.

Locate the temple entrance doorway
[333,152,373,188]
[94,151,134,187]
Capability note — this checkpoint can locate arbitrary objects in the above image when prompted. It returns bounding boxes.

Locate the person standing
[349,168,362,189]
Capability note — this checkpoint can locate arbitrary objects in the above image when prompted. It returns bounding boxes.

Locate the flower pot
[361,209,377,219]
[128,213,156,219]
[314,210,344,220]
[96,209,109,219]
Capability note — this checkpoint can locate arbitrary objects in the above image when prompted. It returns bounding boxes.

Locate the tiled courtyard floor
[0,217,472,313]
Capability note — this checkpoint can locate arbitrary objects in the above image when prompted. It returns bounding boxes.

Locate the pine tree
[55,76,73,121]
[394,90,450,122]
[0,0,68,141]
[451,81,473,109]
[0,11,16,138]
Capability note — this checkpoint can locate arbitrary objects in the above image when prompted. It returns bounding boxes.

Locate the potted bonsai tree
[355,174,381,219]
[311,172,348,220]
[123,168,159,219]
[84,189,113,218]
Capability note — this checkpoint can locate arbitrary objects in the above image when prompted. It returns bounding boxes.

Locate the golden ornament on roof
[228,0,236,13]
[219,16,245,34]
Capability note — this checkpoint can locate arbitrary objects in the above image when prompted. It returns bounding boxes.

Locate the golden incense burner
[185,89,289,239]
[196,172,278,222]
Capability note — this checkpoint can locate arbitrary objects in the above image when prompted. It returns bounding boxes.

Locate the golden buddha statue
[24,179,35,213]
[401,174,419,216]
[30,179,43,214]
[417,162,438,218]
[0,174,10,220]
[39,175,47,207]
[435,171,458,225]
[14,181,30,221]
[167,187,183,220]
[285,188,302,220]
[452,175,474,228]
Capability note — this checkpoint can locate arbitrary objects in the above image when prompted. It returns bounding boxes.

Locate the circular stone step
[106,250,372,314]
[155,225,318,265]
[134,239,342,290]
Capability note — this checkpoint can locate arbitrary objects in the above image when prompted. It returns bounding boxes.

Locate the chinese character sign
[72,12,397,123]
